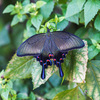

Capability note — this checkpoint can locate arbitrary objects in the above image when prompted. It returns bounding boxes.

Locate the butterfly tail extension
[41,63,46,79]
[56,62,64,77]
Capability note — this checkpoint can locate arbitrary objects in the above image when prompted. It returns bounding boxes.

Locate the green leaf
[79,10,84,24]
[44,86,67,99]
[17,93,28,99]
[18,15,26,22]
[1,88,10,100]
[31,14,43,30]
[10,89,17,100]
[94,14,100,31]
[23,4,32,14]
[84,0,100,26]
[5,54,58,89]
[61,4,67,15]
[11,15,20,26]
[23,27,36,41]
[13,79,28,93]
[32,63,58,89]
[49,74,61,87]
[0,26,10,47]
[88,45,99,60]
[40,0,54,20]
[22,0,30,6]
[3,4,14,13]
[95,53,100,60]
[68,82,77,90]
[66,13,79,24]
[0,85,2,94]
[96,44,100,50]
[39,28,45,33]
[13,13,26,23]
[75,27,88,38]
[58,0,67,4]
[5,54,34,79]
[66,0,85,18]
[29,92,36,100]
[7,80,13,88]
[58,17,65,22]
[53,86,85,100]
[26,27,36,36]
[63,40,88,83]
[36,1,46,8]
[26,19,32,30]
[0,18,4,30]
[88,28,100,44]
[57,19,68,31]
[79,60,100,100]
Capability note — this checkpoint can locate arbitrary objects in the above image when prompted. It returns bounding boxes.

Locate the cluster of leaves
[0,71,17,100]
[0,0,100,100]
[65,0,100,60]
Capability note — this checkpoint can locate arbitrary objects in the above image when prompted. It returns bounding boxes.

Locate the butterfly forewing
[17,33,46,56]
[51,31,84,52]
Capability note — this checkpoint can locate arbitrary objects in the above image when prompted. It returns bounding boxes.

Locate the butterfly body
[17,31,85,79]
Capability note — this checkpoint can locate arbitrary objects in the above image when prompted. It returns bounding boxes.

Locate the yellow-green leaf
[53,86,85,100]
[79,60,100,100]
[32,63,58,89]
[5,54,34,79]
[36,1,46,8]
[63,40,88,83]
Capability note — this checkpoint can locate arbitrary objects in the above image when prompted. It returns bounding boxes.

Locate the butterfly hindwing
[51,31,85,52]
[17,33,46,56]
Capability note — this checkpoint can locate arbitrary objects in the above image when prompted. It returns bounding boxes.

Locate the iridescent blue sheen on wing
[17,31,85,79]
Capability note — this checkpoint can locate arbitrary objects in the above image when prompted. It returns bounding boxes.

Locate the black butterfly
[17,31,85,79]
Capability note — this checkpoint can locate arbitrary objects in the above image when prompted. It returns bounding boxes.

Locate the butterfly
[17,31,85,79]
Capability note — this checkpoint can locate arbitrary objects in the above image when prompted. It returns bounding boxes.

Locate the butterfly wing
[17,31,85,79]
[17,33,46,57]
[51,31,85,52]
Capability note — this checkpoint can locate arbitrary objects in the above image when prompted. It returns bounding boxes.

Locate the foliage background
[0,0,100,100]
